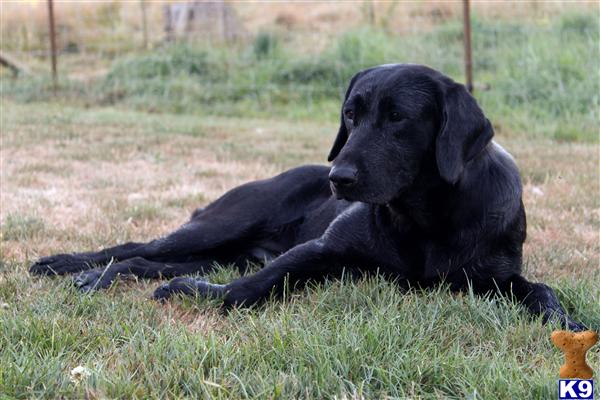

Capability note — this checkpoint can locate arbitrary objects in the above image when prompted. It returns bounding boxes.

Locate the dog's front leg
[223,239,337,307]
[153,238,338,305]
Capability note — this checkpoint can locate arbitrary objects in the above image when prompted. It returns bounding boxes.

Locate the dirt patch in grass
[513,140,599,280]
[2,103,597,284]
[1,105,288,260]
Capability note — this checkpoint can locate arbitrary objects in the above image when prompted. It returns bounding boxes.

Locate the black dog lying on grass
[30,64,585,331]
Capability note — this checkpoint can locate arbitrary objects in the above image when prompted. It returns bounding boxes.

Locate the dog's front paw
[30,254,91,276]
[565,318,588,332]
[152,278,225,302]
[73,270,113,293]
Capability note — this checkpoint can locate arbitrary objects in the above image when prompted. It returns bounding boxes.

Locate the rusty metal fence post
[462,0,473,93]
[47,0,58,90]
[140,0,149,49]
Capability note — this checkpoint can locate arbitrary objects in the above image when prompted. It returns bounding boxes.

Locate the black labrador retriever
[30,64,585,331]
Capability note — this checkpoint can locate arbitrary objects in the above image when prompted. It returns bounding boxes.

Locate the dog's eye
[390,111,403,122]
[344,110,355,120]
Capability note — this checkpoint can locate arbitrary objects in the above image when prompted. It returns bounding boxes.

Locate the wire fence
[2,1,594,79]
[1,1,598,141]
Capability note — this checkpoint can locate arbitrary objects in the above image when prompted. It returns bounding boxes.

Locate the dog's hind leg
[29,242,146,276]
[31,165,331,277]
[30,213,261,276]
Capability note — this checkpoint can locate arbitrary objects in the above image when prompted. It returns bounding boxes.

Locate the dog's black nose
[329,166,358,186]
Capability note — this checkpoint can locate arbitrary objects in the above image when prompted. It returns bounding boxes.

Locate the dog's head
[328,64,494,203]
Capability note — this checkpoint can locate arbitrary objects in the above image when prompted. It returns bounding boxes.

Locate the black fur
[30,64,585,331]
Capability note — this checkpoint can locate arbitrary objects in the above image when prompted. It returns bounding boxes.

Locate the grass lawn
[0,100,598,399]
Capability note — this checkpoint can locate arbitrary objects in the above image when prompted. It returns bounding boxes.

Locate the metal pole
[140,0,149,49]
[462,0,473,93]
[47,0,58,90]
[368,0,375,26]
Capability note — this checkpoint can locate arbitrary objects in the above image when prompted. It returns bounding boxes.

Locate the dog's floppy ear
[327,71,367,162]
[436,82,494,184]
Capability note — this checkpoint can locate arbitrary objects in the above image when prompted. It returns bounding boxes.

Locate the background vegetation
[1,2,598,399]
[2,2,599,141]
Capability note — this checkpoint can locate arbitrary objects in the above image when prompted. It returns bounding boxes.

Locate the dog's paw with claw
[73,270,114,293]
[152,277,226,302]
[565,318,588,333]
[30,254,92,276]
